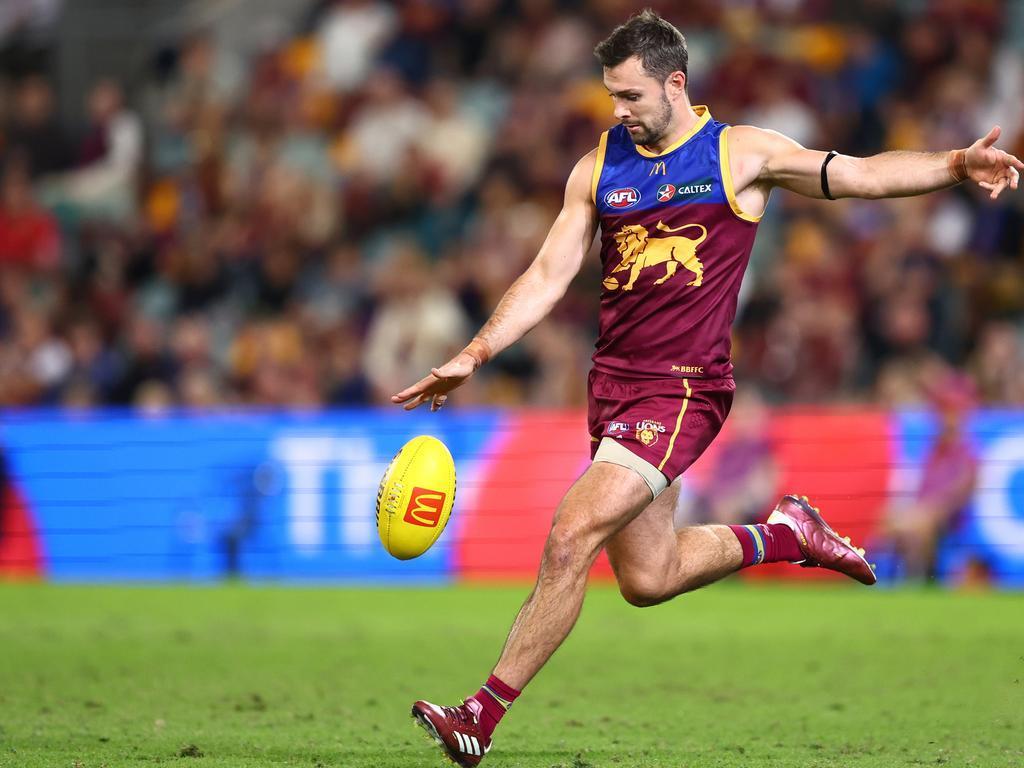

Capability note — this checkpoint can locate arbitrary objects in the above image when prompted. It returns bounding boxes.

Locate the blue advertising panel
[893,410,1024,586]
[0,410,500,582]
[5,407,1024,586]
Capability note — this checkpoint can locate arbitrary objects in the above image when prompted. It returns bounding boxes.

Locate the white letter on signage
[272,436,336,555]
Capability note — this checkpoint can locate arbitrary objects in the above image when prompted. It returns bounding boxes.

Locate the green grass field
[0,582,1021,768]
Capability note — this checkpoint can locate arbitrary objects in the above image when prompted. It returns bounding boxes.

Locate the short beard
[628,92,673,147]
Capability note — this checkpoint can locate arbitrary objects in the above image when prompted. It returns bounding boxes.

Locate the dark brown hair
[594,9,688,87]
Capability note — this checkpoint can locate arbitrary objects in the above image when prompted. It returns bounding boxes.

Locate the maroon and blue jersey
[591,106,760,381]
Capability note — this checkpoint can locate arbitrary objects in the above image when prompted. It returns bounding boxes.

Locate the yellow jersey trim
[591,131,609,204]
[634,106,710,158]
[719,127,762,223]
[658,378,693,472]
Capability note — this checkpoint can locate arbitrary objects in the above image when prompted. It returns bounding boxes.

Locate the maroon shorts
[587,370,735,483]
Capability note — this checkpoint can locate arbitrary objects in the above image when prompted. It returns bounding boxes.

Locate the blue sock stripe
[739,526,759,565]
[482,684,512,710]
[744,525,766,565]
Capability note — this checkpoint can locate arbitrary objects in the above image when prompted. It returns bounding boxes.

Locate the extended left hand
[390,352,478,412]
[966,126,1023,199]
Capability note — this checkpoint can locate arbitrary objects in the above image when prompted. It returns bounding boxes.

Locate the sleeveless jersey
[591,106,759,380]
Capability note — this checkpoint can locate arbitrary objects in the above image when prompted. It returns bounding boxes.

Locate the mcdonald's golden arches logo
[403,487,447,527]
[649,161,667,176]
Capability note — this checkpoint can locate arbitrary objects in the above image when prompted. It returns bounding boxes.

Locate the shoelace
[443,705,476,728]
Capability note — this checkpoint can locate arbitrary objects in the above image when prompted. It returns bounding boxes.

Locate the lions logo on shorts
[635,419,665,447]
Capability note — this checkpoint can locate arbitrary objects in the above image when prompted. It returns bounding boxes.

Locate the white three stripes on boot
[453,731,480,755]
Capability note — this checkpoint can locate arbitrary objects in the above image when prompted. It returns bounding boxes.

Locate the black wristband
[820,150,839,200]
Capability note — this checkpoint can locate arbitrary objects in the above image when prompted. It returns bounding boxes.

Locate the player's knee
[617,574,671,608]
[544,525,594,573]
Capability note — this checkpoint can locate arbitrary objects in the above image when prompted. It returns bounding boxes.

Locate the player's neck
[641,105,701,155]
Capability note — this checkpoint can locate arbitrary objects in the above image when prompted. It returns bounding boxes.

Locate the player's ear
[665,71,686,98]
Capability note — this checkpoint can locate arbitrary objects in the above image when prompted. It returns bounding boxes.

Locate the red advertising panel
[0,483,43,578]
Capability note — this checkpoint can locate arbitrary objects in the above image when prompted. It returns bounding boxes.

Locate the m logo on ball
[404,488,447,527]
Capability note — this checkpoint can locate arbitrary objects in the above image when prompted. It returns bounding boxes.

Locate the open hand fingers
[399,393,427,411]
[400,392,449,412]
[980,176,1009,199]
[392,372,441,405]
[978,161,1019,198]
[392,356,474,410]
[1005,151,1024,172]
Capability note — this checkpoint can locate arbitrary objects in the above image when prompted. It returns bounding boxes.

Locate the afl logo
[605,187,641,209]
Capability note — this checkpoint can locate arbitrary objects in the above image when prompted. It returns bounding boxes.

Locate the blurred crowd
[1,0,1023,411]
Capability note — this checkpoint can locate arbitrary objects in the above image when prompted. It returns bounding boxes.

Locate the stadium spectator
[2,75,71,177]
[877,369,980,582]
[0,0,60,79]
[362,241,469,403]
[38,79,142,223]
[316,0,397,92]
[0,159,59,269]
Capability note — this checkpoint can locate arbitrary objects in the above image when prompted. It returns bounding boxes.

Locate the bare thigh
[546,460,654,559]
[604,481,681,586]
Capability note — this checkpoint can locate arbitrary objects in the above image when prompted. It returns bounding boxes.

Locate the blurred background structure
[1,0,1023,410]
[1,0,1023,586]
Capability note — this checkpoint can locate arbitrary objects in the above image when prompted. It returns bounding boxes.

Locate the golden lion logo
[634,419,665,447]
[603,220,707,291]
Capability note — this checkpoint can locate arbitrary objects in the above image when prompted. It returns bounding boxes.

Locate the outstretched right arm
[391,149,600,411]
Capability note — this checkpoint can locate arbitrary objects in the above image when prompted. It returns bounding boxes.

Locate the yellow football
[376,435,456,560]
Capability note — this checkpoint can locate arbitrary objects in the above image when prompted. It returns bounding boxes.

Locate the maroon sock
[470,674,520,742]
[727,523,803,567]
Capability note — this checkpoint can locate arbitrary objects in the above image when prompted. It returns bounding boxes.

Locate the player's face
[604,56,677,147]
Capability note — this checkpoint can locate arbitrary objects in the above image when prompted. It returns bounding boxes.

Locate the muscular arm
[473,151,599,358]
[727,124,1023,210]
[391,150,599,410]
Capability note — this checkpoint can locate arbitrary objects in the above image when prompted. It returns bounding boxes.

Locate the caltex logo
[657,184,676,202]
[605,187,641,208]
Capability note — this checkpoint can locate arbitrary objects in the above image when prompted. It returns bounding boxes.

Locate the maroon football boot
[767,495,877,585]
[412,697,491,767]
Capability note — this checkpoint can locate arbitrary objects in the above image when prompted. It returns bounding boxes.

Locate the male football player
[393,10,1022,765]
